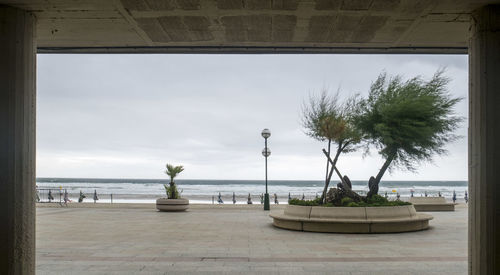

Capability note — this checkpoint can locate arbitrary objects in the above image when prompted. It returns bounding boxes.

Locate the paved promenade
[36,204,468,274]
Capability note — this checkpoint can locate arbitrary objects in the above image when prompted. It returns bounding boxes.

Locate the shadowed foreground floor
[36,204,467,274]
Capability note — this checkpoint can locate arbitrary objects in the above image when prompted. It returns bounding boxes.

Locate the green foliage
[366,194,388,204]
[344,200,411,207]
[355,70,463,175]
[342,194,411,207]
[165,164,184,183]
[302,89,362,150]
[340,197,354,205]
[289,197,332,206]
[164,184,180,199]
[289,195,410,207]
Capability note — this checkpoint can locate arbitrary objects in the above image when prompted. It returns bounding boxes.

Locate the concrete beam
[36,45,468,54]
[468,5,500,275]
[0,5,37,274]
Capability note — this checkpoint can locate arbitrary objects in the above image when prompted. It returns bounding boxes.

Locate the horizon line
[36,177,468,182]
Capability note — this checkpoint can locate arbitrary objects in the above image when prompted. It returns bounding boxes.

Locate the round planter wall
[270,204,433,233]
[156,198,189,212]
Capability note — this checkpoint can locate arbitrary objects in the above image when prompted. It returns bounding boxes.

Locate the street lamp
[261,128,271,211]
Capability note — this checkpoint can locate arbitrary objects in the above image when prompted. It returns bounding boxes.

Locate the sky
[36,54,468,181]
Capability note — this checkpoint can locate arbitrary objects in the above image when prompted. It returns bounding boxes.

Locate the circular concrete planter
[270,204,433,233]
[156,198,189,212]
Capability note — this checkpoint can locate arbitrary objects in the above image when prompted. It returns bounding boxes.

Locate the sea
[36,178,468,204]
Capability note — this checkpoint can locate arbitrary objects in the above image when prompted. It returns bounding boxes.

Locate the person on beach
[302,193,305,200]
[260,193,263,204]
[425,191,428,197]
[410,189,414,197]
[63,190,70,205]
[438,191,442,197]
[93,190,98,203]
[78,191,86,203]
[35,186,40,202]
[247,193,252,204]
[464,191,468,203]
[288,193,291,203]
[232,192,236,204]
[453,190,457,203]
[384,192,388,199]
[396,193,400,200]
[48,190,54,202]
[218,192,223,204]
[274,193,279,204]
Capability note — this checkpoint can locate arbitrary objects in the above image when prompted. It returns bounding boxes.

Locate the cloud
[36,54,468,180]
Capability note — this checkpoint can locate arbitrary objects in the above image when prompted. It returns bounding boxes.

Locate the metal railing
[36,188,66,205]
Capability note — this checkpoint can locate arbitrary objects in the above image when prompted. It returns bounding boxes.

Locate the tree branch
[322,148,347,188]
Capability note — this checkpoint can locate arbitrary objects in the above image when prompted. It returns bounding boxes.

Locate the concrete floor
[36,204,468,274]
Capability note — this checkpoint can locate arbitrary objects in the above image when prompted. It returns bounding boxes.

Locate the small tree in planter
[157,164,189,211]
[164,164,184,199]
[355,70,463,198]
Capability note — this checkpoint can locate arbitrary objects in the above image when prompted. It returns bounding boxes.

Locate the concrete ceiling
[3,0,500,53]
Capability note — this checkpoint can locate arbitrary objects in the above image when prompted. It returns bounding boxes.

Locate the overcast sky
[36,54,468,181]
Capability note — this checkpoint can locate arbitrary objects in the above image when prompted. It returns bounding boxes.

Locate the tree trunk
[321,144,342,203]
[324,139,331,191]
[169,178,175,199]
[375,152,396,184]
[368,151,397,197]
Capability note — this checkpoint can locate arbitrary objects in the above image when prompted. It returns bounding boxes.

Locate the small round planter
[409,197,455,211]
[156,198,189,212]
[270,204,433,233]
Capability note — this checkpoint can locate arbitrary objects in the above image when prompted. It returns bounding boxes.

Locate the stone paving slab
[36,204,468,274]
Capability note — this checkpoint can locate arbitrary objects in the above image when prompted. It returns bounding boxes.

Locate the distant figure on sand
[232,192,236,204]
[260,194,263,204]
[302,193,305,200]
[93,189,99,203]
[288,192,291,202]
[247,193,253,204]
[438,191,442,197]
[274,193,279,204]
[218,192,224,204]
[410,190,414,197]
[78,191,86,203]
[384,192,388,199]
[396,193,400,200]
[452,190,457,203]
[425,191,428,197]
[464,191,468,203]
[63,190,70,204]
[48,190,54,202]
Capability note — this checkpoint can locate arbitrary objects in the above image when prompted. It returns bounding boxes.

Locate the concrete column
[469,5,500,275]
[0,5,36,274]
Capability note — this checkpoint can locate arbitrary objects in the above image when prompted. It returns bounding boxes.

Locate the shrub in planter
[289,194,410,207]
[156,164,189,212]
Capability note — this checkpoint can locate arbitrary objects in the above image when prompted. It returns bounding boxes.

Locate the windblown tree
[302,90,362,203]
[355,70,463,197]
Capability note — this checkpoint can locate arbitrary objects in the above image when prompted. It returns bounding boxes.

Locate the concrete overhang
[2,0,500,54]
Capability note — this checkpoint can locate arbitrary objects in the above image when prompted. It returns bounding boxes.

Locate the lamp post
[261,128,271,211]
